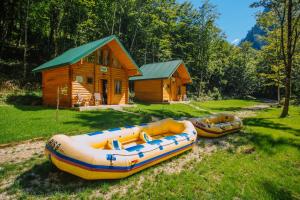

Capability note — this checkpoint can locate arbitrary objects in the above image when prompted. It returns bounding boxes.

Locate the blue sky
[178,0,262,44]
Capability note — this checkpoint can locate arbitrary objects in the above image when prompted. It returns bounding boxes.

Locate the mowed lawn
[1,99,258,144]
[0,100,299,199]
[0,106,150,144]
[191,99,261,112]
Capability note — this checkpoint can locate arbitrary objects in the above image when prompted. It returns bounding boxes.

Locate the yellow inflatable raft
[189,114,243,138]
[45,119,197,180]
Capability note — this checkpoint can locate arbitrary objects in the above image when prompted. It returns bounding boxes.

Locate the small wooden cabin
[32,35,142,107]
[129,60,192,103]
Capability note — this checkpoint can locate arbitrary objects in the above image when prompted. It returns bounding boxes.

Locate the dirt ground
[0,140,44,165]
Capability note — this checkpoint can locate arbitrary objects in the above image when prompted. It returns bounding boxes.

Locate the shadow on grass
[243,117,300,137]
[11,149,192,197]
[12,161,120,196]
[63,109,151,130]
[5,93,42,106]
[248,131,300,154]
[261,180,294,200]
[223,129,300,155]
[208,106,251,112]
[127,106,210,119]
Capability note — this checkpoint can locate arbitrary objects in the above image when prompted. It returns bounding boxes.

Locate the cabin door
[101,79,108,104]
[171,78,177,101]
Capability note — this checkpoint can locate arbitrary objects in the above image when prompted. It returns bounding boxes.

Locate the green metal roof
[32,35,141,74]
[129,60,190,81]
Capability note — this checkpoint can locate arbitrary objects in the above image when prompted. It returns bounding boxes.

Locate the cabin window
[84,53,95,63]
[177,86,181,95]
[87,77,93,84]
[114,80,122,94]
[97,49,102,64]
[103,49,109,66]
[75,76,83,83]
[173,71,179,78]
[112,57,120,68]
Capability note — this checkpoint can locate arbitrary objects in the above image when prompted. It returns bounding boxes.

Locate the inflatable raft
[45,119,197,180]
[189,113,243,137]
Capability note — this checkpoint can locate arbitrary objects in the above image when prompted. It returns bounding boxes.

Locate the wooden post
[94,52,97,105]
[56,86,60,122]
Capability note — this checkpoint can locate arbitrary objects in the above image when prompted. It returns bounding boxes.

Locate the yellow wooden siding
[134,76,187,103]
[71,62,95,105]
[162,79,171,102]
[42,44,130,107]
[42,67,70,107]
[134,80,162,102]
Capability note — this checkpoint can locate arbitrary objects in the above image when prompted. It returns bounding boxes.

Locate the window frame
[177,85,181,95]
[103,49,109,66]
[114,80,122,95]
[97,49,102,65]
[87,77,93,84]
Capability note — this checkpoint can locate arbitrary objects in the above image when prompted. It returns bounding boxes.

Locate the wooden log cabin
[32,35,142,107]
[129,60,192,103]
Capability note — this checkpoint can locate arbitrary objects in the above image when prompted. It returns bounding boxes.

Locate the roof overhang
[171,63,192,84]
[32,35,142,76]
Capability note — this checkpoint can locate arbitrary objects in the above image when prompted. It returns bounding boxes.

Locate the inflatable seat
[140,131,152,143]
[107,139,123,150]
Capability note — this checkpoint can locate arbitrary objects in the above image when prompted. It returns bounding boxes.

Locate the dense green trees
[253,0,300,116]
[0,0,299,109]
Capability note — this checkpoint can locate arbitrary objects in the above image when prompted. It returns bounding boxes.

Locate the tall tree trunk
[111,5,117,35]
[118,16,122,36]
[144,44,147,64]
[277,85,280,104]
[280,0,293,117]
[23,0,30,79]
[54,9,64,57]
[130,27,137,53]
[152,43,155,62]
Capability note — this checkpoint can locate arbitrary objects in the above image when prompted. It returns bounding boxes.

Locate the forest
[0,0,299,116]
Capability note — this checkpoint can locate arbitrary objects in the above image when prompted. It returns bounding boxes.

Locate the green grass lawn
[124,103,210,118]
[0,105,149,144]
[0,99,260,144]
[191,99,261,112]
[0,100,299,199]
[124,99,261,118]
[120,106,300,199]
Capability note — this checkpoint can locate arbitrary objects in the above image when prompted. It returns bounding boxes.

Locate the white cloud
[231,38,240,45]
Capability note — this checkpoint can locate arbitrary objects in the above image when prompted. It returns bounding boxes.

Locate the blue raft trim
[138,152,144,158]
[106,154,117,161]
[87,131,104,136]
[108,127,121,132]
[113,140,121,150]
[139,123,148,127]
[124,125,135,128]
[179,133,188,137]
[179,133,190,141]
[147,140,163,145]
[46,142,195,172]
[164,135,177,140]
[125,144,144,152]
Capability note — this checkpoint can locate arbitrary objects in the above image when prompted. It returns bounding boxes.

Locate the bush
[0,80,42,105]
[209,87,222,100]
[5,93,42,106]
[129,91,135,104]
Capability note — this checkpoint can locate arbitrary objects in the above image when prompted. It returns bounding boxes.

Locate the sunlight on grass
[125,103,210,118]
[0,102,299,199]
[191,99,260,112]
[0,105,149,144]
